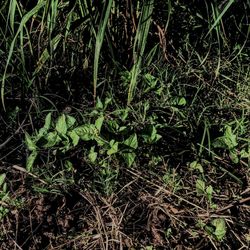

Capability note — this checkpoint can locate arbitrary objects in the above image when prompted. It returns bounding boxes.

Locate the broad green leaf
[0,174,6,187]
[67,130,80,146]
[43,131,61,148]
[26,151,38,172]
[206,185,213,203]
[73,124,97,141]
[211,218,227,241]
[95,136,105,146]
[37,112,52,139]
[25,133,36,151]
[55,114,67,135]
[178,97,187,106]
[122,152,136,167]
[190,161,204,173]
[118,126,127,132]
[240,149,249,158]
[196,179,205,195]
[143,125,162,144]
[95,116,104,132]
[65,115,76,129]
[44,112,52,130]
[213,125,237,150]
[3,183,7,193]
[107,140,119,155]
[124,133,138,149]
[224,126,237,149]
[89,146,97,163]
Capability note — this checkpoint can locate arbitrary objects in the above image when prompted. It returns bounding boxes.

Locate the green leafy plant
[212,125,239,163]
[25,97,160,194]
[212,123,249,164]
[197,218,227,241]
[196,179,216,208]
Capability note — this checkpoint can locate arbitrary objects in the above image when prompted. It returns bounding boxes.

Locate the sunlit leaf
[44,112,52,130]
[73,124,97,141]
[196,179,205,195]
[37,112,52,139]
[124,133,138,149]
[66,114,76,129]
[211,218,227,241]
[89,146,97,163]
[178,97,187,106]
[43,131,61,148]
[190,161,204,173]
[206,185,213,203]
[95,115,104,132]
[25,133,36,151]
[26,151,38,172]
[107,140,119,155]
[122,152,136,167]
[55,114,67,135]
[67,130,80,146]
[0,174,6,187]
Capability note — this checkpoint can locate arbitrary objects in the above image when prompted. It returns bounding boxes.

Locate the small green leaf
[95,116,104,132]
[37,112,52,139]
[44,112,52,130]
[211,218,226,241]
[178,97,187,106]
[124,133,138,149]
[196,179,205,195]
[224,126,237,149]
[3,183,7,193]
[67,130,80,146]
[107,140,119,155]
[89,146,97,163]
[25,133,36,151]
[206,185,213,203]
[73,124,97,141]
[26,151,38,172]
[65,115,76,129]
[143,126,162,144]
[55,114,67,135]
[240,149,249,158]
[190,161,203,173]
[0,174,6,187]
[43,131,61,148]
[213,125,238,150]
[122,152,136,167]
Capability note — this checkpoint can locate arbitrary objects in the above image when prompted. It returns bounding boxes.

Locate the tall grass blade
[127,0,154,105]
[1,1,46,110]
[205,0,235,38]
[93,0,113,104]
